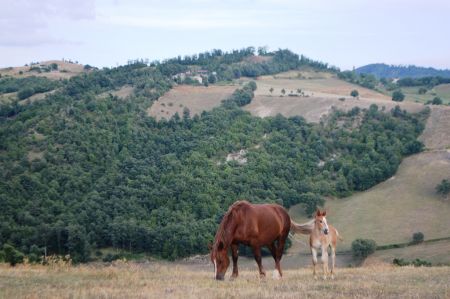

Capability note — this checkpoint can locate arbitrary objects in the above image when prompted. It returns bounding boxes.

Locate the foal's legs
[252,246,266,278]
[311,247,318,279]
[321,246,329,280]
[330,245,336,279]
[231,244,239,279]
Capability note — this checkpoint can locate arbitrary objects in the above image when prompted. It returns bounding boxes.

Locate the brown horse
[210,200,291,280]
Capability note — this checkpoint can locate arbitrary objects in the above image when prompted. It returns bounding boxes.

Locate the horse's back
[233,201,290,245]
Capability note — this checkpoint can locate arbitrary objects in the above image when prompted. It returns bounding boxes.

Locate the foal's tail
[290,219,314,235]
[335,228,344,242]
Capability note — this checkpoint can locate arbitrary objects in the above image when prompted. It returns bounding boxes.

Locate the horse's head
[210,240,229,280]
[315,209,329,235]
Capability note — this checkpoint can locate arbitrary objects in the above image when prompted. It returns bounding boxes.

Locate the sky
[1,0,449,70]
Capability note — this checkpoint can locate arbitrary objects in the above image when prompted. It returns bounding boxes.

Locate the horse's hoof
[272,270,281,280]
[314,275,318,280]
[330,274,335,280]
[230,274,238,280]
[322,276,327,280]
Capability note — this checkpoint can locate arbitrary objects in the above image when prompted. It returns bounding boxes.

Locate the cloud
[0,0,95,47]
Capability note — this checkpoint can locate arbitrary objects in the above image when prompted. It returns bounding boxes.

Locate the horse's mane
[290,218,314,234]
[214,200,249,246]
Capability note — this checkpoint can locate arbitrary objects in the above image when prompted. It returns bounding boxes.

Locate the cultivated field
[241,71,426,122]
[147,85,237,120]
[0,263,449,299]
[0,60,87,80]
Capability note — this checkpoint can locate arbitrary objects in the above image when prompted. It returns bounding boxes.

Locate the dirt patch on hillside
[97,85,134,99]
[419,106,450,150]
[147,85,237,120]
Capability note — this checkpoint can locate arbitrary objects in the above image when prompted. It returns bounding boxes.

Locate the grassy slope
[0,263,448,298]
[0,60,86,80]
[290,151,450,252]
[242,70,425,123]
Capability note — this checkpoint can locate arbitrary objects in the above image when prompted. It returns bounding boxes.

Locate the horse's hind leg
[231,244,239,279]
[252,246,266,278]
[275,235,288,278]
[311,247,318,279]
[330,245,336,279]
[268,242,281,279]
[321,246,329,280]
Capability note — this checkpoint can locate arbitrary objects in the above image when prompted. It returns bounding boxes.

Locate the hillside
[355,63,450,79]
[0,47,442,266]
[0,60,89,80]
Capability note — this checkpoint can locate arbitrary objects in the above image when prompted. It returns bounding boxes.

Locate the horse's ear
[322,210,326,216]
[316,209,321,216]
[218,241,224,250]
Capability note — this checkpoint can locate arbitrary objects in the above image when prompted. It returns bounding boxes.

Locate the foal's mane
[214,200,248,247]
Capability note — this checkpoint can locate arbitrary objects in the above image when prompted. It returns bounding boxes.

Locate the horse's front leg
[252,246,266,278]
[321,246,329,280]
[231,243,239,279]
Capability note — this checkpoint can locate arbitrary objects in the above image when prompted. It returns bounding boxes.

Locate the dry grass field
[0,60,86,80]
[0,263,449,299]
[147,85,237,120]
[240,70,426,122]
[419,106,450,149]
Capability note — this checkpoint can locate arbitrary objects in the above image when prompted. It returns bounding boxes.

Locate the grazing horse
[210,200,291,280]
[297,209,342,280]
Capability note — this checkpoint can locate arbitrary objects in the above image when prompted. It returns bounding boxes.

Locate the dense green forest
[0,48,428,262]
[355,63,450,79]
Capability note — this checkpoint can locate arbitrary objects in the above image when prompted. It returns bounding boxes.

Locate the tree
[436,179,450,200]
[281,88,286,96]
[412,232,424,244]
[418,87,427,94]
[269,87,274,94]
[3,244,24,266]
[392,90,405,102]
[350,89,359,98]
[351,239,377,258]
[431,97,443,105]
[208,74,216,84]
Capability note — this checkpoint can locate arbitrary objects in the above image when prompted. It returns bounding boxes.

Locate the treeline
[355,63,450,79]
[0,48,428,263]
[396,76,450,88]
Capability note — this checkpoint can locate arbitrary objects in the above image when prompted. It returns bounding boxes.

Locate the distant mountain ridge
[355,63,450,79]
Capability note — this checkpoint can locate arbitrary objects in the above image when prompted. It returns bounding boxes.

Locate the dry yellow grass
[0,263,448,299]
[419,106,450,149]
[147,85,236,120]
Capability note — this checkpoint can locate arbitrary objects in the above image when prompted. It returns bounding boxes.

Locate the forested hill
[0,48,428,263]
[355,63,450,79]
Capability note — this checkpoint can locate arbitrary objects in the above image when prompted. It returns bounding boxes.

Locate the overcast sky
[1,0,449,70]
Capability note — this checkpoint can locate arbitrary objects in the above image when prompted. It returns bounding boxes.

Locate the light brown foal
[309,209,342,280]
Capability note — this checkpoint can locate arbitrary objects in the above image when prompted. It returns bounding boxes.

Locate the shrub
[412,232,424,244]
[3,244,24,266]
[392,90,405,102]
[351,239,377,258]
[350,89,359,98]
[431,97,443,105]
[17,87,35,100]
[393,258,431,267]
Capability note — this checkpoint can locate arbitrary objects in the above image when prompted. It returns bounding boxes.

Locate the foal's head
[315,209,329,235]
[210,240,229,280]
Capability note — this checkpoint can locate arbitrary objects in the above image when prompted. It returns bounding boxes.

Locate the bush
[392,90,405,102]
[351,239,377,258]
[393,258,431,267]
[350,89,359,98]
[17,87,35,100]
[412,232,424,244]
[431,97,443,105]
[3,244,24,266]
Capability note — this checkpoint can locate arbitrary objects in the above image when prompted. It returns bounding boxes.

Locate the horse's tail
[290,218,314,235]
[335,228,344,242]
